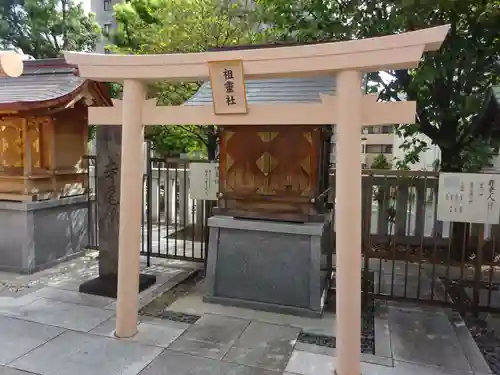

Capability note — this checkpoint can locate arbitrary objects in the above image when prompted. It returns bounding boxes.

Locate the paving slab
[0,295,41,316]
[0,316,64,365]
[167,293,336,336]
[5,298,114,332]
[374,300,392,359]
[223,321,300,371]
[29,287,115,308]
[138,350,279,375]
[90,318,186,347]
[284,350,475,375]
[284,350,392,375]
[8,330,163,375]
[168,314,250,359]
[0,367,39,375]
[388,305,472,372]
[294,343,393,367]
[393,361,478,375]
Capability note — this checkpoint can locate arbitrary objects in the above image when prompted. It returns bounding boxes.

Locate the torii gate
[0,51,23,77]
[65,25,449,375]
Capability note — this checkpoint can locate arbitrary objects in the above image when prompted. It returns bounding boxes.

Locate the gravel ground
[443,278,500,374]
[139,270,204,317]
[313,271,376,354]
[463,314,500,374]
[296,300,375,354]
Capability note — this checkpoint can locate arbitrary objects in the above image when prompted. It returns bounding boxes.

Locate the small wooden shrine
[186,76,334,222]
[0,58,111,201]
[216,125,331,222]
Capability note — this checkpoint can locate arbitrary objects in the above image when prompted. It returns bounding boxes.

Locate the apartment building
[90,0,121,53]
[361,125,395,167]
[330,125,395,168]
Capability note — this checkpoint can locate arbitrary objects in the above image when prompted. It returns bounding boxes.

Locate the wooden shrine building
[185,76,335,223]
[0,58,111,201]
[0,58,111,273]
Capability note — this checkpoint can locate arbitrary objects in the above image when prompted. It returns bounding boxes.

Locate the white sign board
[189,162,219,201]
[437,173,500,224]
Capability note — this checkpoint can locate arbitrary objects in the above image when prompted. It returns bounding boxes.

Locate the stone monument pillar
[96,125,121,277]
[79,125,156,298]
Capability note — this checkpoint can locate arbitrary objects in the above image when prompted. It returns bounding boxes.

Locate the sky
[80,0,91,13]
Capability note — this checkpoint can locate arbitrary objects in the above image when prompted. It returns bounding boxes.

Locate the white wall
[393,132,441,171]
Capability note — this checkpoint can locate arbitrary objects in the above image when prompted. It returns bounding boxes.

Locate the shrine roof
[0,58,110,111]
[184,76,336,105]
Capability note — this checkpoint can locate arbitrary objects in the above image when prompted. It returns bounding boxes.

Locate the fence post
[146,141,153,267]
[376,180,391,236]
[414,181,426,238]
[395,183,409,237]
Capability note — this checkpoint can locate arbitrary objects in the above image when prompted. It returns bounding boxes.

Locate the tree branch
[178,125,209,146]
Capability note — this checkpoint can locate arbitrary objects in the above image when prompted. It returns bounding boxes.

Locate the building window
[362,125,394,134]
[365,144,393,154]
[365,145,381,154]
[103,0,112,11]
[382,125,394,134]
[366,145,392,154]
[103,23,111,35]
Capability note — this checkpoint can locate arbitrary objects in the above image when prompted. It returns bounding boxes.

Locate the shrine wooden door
[218,125,323,221]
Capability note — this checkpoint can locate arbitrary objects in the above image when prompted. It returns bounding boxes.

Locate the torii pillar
[335,70,362,375]
[115,79,146,337]
[64,25,450,375]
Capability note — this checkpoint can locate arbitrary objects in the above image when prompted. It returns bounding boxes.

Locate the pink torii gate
[0,51,23,78]
[65,25,449,375]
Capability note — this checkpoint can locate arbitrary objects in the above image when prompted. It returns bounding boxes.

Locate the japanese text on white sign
[189,162,219,201]
[437,173,500,224]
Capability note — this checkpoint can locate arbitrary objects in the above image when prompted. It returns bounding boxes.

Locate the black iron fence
[84,154,500,313]
[330,169,500,313]
[142,157,213,265]
[84,154,212,266]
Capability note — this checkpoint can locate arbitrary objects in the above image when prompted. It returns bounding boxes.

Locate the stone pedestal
[0,196,89,273]
[204,215,333,317]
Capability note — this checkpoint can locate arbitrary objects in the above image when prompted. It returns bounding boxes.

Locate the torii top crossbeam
[64,26,450,128]
[65,25,450,82]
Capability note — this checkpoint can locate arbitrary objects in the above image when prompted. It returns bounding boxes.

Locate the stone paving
[0,252,495,375]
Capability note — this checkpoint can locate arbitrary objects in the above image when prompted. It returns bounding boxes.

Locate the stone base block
[0,196,90,273]
[204,215,333,318]
[79,273,157,298]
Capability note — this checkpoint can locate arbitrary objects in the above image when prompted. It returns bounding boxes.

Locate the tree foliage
[370,154,391,169]
[258,0,500,172]
[0,0,100,58]
[110,0,272,159]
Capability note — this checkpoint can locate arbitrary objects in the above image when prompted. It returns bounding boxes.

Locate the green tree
[258,0,500,172]
[370,154,391,169]
[110,0,273,159]
[0,0,100,58]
